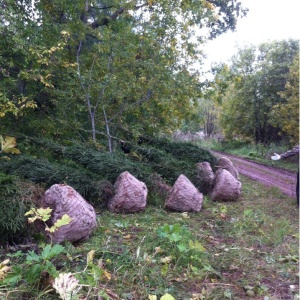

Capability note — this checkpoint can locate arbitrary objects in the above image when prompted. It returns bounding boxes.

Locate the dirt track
[210,150,297,198]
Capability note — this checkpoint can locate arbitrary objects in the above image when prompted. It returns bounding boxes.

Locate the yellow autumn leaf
[0,259,11,280]
[154,246,163,254]
[47,214,72,232]
[147,0,155,6]
[103,269,111,281]
[87,250,95,264]
[181,212,189,219]
[160,256,172,264]
[0,135,20,154]
[25,207,53,222]
[49,46,57,53]
[160,293,176,300]
[149,295,157,300]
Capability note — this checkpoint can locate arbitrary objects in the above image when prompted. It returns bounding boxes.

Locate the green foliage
[271,55,299,144]
[0,173,29,240]
[0,137,216,204]
[215,40,299,145]
[0,206,71,297]
[156,223,213,276]
[0,155,113,206]
[0,0,247,146]
[231,209,265,235]
[1,231,66,290]
[25,207,72,234]
[141,138,217,167]
[1,179,299,300]
[9,244,65,285]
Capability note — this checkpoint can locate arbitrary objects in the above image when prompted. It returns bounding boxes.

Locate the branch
[89,1,150,29]
[108,89,153,123]
[90,7,125,29]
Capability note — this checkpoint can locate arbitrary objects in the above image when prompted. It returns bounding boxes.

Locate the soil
[210,150,298,198]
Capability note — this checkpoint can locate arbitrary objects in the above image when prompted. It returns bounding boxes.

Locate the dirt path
[210,150,297,198]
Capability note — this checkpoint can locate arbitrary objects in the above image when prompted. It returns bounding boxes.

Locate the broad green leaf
[2,265,22,285]
[189,240,206,252]
[224,289,232,299]
[177,244,187,252]
[26,250,41,262]
[41,244,65,260]
[26,264,43,283]
[169,233,182,242]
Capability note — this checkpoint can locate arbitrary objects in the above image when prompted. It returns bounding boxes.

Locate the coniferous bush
[0,136,217,209]
[141,138,217,166]
[0,156,112,206]
[0,173,39,242]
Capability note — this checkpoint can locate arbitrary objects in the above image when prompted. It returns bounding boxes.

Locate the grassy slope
[1,176,298,300]
[0,139,299,300]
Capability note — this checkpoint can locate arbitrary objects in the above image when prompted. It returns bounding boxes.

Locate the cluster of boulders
[40,157,241,244]
[196,157,241,202]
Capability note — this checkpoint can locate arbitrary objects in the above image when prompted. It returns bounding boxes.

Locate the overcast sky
[202,0,300,71]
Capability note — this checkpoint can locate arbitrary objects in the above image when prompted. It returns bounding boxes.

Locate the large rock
[108,171,148,213]
[165,174,203,212]
[216,157,239,179]
[43,184,97,244]
[210,169,242,201]
[194,162,215,194]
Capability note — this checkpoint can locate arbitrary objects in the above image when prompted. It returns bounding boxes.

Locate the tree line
[0,1,298,149]
[200,40,299,145]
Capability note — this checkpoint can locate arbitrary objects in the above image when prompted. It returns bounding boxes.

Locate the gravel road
[210,150,298,198]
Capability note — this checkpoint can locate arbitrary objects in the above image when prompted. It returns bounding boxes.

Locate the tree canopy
[0,0,247,149]
[210,40,299,145]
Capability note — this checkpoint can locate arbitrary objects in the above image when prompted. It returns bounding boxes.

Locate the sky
[202,0,300,71]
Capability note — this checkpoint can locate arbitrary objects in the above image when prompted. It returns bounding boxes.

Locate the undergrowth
[0,177,299,300]
[0,173,42,242]
[0,137,217,207]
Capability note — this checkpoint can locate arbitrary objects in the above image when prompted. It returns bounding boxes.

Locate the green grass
[1,175,299,300]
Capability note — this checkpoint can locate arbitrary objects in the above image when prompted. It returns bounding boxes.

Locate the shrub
[0,137,218,208]
[0,173,40,242]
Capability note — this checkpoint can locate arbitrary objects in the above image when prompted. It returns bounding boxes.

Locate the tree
[0,0,39,117]
[217,40,299,145]
[271,55,299,145]
[0,0,248,149]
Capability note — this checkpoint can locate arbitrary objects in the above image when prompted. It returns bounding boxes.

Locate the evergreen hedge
[0,137,217,206]
[0,173,37,242]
